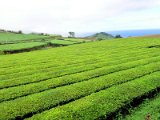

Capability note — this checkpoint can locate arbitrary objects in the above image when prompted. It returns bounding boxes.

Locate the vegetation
[0,42,47,53]
[50,40,77,45]
[65,38,88,42]
[0,37,160,120]
[68,32,75,38]
[115,34,123,38]
[124,93,160,120]
[0,32,49,43]
[26,72,160,120]
[0,32,90,54]
[87,32,114,40]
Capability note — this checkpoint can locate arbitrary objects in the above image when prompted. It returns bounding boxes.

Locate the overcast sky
[0,0,160,36]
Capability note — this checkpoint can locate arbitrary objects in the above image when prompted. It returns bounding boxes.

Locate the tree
[18,30,23,34]
[115,34,122,38]
[68,32,75,38]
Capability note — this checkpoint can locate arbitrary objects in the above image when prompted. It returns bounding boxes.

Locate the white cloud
[0,0,160,36]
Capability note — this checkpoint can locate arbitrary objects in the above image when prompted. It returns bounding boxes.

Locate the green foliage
[0,32,90,53]
[1,56,160,102]
[27,71,160,120]
[18,30,23,34]
[0,37,160,120]
[68,32,75,38]
[87,32,114,40]
[124,94,160,120]
[0,32,48,43]
[50,40,77,45]
[0,50,4,55]
[65,38,88,43]
[49,38,90,45]
[115,34,123,38]
[0,42,47,52]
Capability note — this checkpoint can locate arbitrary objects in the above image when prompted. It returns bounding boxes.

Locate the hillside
[86,32,114,40]
[0,32,91,54]
[0,32,51,43]
[0,37,160,120]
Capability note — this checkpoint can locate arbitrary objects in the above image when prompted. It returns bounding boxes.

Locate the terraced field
[0,32,50,44]
[0,37,160,120]
[65,38,88,42]
[0,32,91,54]
[49,38,90,45]
[0,42,48,54]
[50,40,78,45]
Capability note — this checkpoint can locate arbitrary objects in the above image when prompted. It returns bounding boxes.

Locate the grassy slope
[0,33,89,53]
[50,38,90,45]
[50,40,77,45]
[0,37,160,120]
[0,32,49,43]
[65,38,89,42]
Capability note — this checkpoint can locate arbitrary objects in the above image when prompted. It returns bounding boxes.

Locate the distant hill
[86,32,114,40]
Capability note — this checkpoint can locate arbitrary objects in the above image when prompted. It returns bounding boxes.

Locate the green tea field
[0,32,50,44]
[0,37,160,120]
[0,32,90,54]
